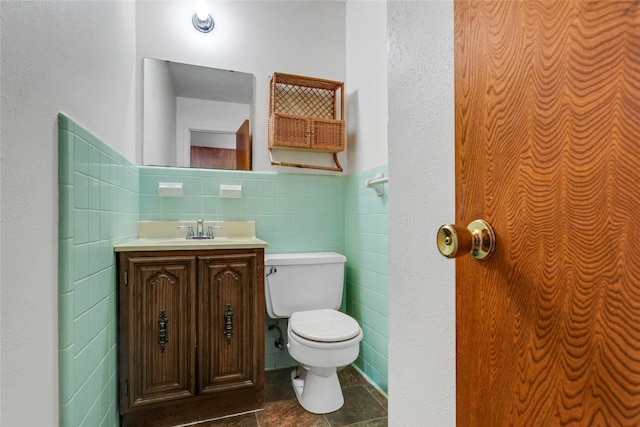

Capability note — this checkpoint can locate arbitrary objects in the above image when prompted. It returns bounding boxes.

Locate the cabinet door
[122,255,196,410]
[269,113,311,149]
[310,118,345,152]
[197,252,258,394]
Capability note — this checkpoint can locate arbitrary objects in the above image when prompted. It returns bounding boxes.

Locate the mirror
[143,58,254,170]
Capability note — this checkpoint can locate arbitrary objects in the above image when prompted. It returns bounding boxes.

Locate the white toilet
[264,252,363,414]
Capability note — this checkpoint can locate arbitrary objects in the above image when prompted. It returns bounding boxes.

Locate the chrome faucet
[178,220,221,239]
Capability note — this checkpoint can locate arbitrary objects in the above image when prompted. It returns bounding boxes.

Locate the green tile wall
[58,113,138,427]
[139,167,345,254]
[345,165,389,395]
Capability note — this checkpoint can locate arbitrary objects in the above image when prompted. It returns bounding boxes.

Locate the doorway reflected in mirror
[143,58,254,170]
[189,120,251,170]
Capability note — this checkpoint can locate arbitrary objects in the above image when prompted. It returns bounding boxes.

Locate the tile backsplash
[139,167,345,254]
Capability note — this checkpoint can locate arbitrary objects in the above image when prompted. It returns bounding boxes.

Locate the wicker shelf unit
[268,72,345,172]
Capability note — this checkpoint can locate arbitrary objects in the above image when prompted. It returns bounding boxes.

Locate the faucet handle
[207,225,222,238]
[177,225,195,239]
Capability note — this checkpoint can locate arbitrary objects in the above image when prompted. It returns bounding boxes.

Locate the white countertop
[114,221,268,252]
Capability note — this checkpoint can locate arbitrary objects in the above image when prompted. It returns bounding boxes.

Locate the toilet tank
[264,252,346,319]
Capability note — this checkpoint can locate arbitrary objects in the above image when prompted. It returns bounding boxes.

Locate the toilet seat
[289,309,362,347]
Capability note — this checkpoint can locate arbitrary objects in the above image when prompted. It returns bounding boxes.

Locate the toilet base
[290,366,344,414]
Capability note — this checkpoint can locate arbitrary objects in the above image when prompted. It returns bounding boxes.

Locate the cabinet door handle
[224,304,233,343]
[158,310,168,352]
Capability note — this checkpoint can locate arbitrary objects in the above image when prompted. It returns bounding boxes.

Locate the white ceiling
[166,60,254,104]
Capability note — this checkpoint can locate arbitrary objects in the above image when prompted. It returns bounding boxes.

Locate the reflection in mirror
[143,58,254,170]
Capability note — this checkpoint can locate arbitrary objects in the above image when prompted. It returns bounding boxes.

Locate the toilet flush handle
[436,219,496,260]
[266,267,277,277]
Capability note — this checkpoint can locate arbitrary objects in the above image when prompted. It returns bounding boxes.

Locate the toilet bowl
[263,252,363,414]
[286,309,363,413]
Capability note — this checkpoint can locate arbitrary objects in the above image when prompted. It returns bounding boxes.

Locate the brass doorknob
[436,219,496,260]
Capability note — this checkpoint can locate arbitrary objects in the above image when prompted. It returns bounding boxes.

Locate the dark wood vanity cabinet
[117,249,264,427]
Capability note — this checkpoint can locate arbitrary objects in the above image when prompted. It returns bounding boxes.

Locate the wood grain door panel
[455,1,640,425]
[197,253,257,394]
[236,119,251,171]
[125,256,196,409]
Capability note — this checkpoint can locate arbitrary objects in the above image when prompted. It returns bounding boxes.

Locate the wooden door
[197,252,261,395]
[236,119,251,170]
[120,255,196,411]
[455,1,640,425]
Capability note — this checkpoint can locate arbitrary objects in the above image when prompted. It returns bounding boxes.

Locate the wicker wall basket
[268,73,345,171]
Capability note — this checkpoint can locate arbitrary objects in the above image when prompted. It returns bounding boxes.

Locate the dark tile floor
[196,365,388,427]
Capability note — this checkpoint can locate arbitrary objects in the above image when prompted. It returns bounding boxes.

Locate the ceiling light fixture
[192,1,214,33]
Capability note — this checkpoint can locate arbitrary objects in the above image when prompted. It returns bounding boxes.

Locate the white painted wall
[0,2,137,425]
[135,1,347,173]
[143,58,177,166]
[345,1,388,174]
[387,1,456,425]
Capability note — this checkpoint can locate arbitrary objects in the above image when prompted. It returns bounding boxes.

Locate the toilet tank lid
[265,252,346,266]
